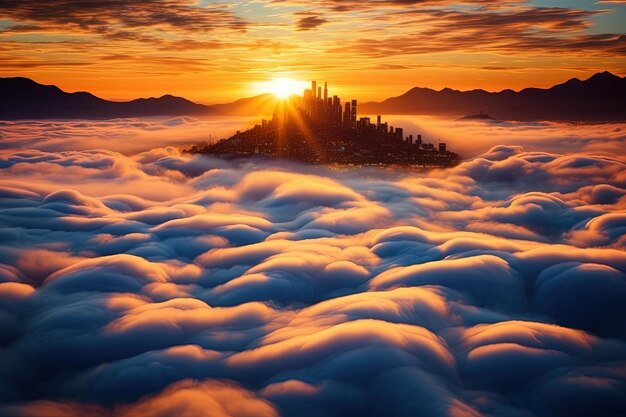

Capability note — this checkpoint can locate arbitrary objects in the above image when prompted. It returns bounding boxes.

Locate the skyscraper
[324,82,328,102]
[312,81,317,99]
[344,102,351,125]
[334,96,342,122]
[351,99,357,126]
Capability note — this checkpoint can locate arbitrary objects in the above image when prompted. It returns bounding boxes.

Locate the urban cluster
[188,81,459,167]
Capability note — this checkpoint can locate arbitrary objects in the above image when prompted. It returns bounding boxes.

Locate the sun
[256,77,306,99]
[269,78,303,99]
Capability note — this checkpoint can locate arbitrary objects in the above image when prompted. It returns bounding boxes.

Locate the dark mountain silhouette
[459,111,497,121]
[2,72,625,121]
[361,71,626,122]
[0,77,214,119]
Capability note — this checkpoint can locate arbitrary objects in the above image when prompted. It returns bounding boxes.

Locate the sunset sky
[1,0,625,103]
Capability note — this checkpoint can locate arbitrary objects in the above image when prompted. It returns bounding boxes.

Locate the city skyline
[272,79,443,149]
[189,79,457,166]
[1,1,625,103]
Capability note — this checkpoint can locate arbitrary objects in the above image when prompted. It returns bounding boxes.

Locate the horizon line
[2,70,624,107]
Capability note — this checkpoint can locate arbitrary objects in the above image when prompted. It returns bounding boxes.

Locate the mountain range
[360,71,626,122]
[1,72,625,121]
[0,77,213,119]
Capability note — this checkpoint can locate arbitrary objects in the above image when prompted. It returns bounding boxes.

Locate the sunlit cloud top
[0,0,625,102]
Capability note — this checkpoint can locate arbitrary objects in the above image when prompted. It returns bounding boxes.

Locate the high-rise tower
[323,82,328,102]
[312,81,317,99]
[333,95,341,122]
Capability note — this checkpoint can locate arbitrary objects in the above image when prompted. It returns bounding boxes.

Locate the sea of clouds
[0,116,625,417]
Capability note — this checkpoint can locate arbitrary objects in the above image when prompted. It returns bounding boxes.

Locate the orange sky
[1,0,625,103]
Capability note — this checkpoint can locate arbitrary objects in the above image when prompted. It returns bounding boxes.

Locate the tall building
[272,100,288,130]
[332,95,341,122]
[281,80,435,150]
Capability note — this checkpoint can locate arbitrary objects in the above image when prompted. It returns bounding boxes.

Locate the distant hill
[211,93,277,116]
[361,72,626,122]
[459,111,497,121]
[3,72,626,121]
[0,77,214,119]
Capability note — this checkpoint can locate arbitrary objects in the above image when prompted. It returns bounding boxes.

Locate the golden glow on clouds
[0,1,624,102]
[0,119,626,416]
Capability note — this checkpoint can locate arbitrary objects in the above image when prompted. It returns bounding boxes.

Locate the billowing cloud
[0,118,625,416]
[0,0,248,34]
[295,14,328,30]
[1,379,279,417]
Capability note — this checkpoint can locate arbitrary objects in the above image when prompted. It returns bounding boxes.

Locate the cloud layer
[0,118,625,416]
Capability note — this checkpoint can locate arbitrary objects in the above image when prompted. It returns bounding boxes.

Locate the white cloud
[0,118,625,417]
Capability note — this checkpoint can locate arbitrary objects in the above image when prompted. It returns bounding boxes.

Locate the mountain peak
[360,70,626,122]
[159,94,187,100]
[0,77,212,119]
[587,71,621,82]
[2,76,39,85]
